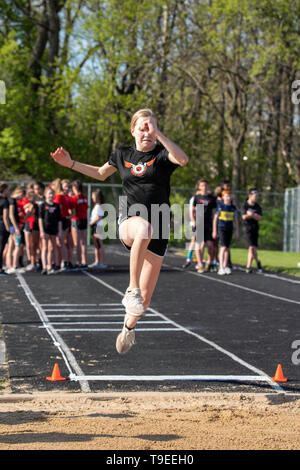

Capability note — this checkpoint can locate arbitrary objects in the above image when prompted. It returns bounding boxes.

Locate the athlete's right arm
[50,147,117,181]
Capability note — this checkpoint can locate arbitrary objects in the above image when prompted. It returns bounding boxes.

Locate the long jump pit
[0,391,299,450]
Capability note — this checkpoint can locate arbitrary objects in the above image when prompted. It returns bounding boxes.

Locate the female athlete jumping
[50,109,188,354]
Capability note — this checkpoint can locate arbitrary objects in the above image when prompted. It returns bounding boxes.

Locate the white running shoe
[224,267,232,275]
[6,267,26,274]
[218,268,226,275]
[25,264,35,272]
[122,288,145,317]
[6,268,16,274]
[116,319,136,354]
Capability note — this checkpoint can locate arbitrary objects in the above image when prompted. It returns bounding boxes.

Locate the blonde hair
[130,109,157,131]
[11,185,25,198]
[52,178,63,195]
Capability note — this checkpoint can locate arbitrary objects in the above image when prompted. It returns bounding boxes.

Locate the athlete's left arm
[149,118,188,166]
[158,132,188,166]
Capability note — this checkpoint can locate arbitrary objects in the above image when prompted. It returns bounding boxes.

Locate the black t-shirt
[193,193,217,225]
[0,196,9,224]
[8,197,19,225]
[109,144,178,223]
[241,201,262,231]
[33,195,45,206]
[39,202,61,233]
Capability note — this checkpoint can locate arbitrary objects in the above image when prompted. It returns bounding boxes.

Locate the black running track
[0,245,299,395]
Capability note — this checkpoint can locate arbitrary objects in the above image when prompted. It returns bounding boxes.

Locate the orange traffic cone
[271,364,287,382]
[46,363,66,381]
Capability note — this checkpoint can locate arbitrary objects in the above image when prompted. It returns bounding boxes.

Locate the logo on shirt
[124,158,156,176]
[46,206,56,213]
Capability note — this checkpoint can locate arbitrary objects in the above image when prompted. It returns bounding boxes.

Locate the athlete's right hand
[50,147,72,168]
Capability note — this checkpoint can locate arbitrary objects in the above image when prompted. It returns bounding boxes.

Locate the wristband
[70,160,75,169]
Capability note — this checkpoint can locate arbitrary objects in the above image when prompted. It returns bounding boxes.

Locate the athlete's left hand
[147,116,159,137]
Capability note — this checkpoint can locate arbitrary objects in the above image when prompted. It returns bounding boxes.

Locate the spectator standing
[89,189,107,268]
[213,191,239,275]
[191,179,216,273]
[6,186,26,274]
[0,183,10,276]
[70,180,88,270]
[38,187,62,274]
[241,188,263,273]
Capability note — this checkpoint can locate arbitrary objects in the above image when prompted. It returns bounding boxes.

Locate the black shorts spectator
[219,227,233,248]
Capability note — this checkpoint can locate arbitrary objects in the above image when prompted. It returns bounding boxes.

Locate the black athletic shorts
[204,224,213,242]
[244,228,258,248]
[24,221,32,233]
[71,219,87,231]
[218,227,233,248]
[118,216,168,258]
[62,217,71,231]
[120,237,168,258]
[44,229,58,236]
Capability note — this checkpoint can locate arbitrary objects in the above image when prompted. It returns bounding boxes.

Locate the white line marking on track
[46,313,158,318]
[40,303,122,307]
[70,374,270,382]
[16,274,91,393]
[53,328,181,332]
[234,266,300,284]
[83,270,283,392]
[44,321,171,325]
[44,308,125,312]
[185,268,300,306]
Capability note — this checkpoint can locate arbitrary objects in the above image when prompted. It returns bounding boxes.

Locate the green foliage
[258,210,284,251]
[0,0,299,191]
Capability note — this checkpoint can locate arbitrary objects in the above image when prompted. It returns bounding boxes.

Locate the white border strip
[41,304,97,307]
[44,308,124,312]
[70,374,270,382]
[52,328,181,332]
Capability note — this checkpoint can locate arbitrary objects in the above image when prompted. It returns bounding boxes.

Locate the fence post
[297,186,300,252]
[283,189,289,252]
[87,183,91,246]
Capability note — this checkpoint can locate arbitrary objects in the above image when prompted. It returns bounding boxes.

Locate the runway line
[16,273,91,393]
[235,266,300,284]
[167,264,300,306]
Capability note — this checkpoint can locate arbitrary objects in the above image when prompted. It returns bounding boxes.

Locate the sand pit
[0,391,299,450]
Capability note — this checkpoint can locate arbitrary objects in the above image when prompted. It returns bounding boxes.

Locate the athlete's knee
[135,219,152,241]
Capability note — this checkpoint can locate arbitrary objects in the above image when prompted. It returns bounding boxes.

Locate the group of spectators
[183,179,263,275]
[0,179,106,276]
[0,176,263,277]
